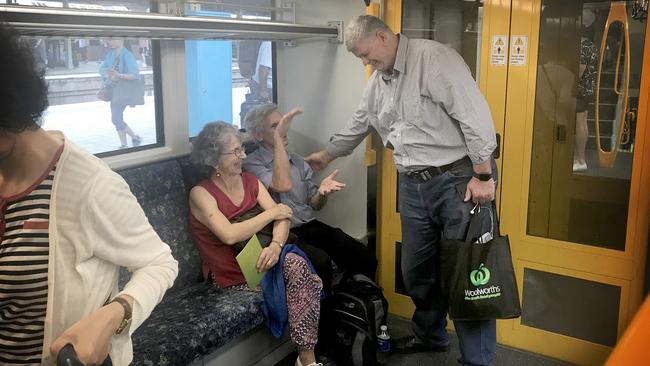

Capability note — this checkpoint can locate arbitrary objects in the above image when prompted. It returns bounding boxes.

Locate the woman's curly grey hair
[344,15,391,52]
[190,121,240,178]
[243,103,277,143]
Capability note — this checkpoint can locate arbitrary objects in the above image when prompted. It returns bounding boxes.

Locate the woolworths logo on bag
[465,263,501,301]
[470,263,490,286]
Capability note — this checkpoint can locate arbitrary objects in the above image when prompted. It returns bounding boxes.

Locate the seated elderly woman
[0,24,178,365]
[188,121,323,366]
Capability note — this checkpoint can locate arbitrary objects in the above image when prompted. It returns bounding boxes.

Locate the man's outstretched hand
[318,169,346,197]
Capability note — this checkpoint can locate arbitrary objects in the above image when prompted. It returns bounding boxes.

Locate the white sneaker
[573,161,587,172]
[295,357,323,366]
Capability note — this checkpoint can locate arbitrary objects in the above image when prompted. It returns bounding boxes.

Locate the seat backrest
[118,158,203,293]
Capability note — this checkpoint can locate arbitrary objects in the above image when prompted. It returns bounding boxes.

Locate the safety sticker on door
[490,35,507,65]
[510,35,527,66]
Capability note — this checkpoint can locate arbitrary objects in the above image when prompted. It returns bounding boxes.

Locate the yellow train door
[373,1,650,365]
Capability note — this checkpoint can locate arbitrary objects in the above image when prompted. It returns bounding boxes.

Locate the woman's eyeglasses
[222,148,245,157]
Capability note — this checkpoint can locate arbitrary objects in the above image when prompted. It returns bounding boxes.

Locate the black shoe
[392,336,450,354]
[317,355,338,366]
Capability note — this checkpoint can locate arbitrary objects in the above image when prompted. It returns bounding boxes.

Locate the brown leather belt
[404,156,472,183]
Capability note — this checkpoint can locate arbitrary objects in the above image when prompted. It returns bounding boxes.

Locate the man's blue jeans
[398,159,497,366]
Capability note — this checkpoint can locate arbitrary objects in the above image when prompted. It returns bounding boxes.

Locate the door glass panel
[528,0,646,250]
[401,0,484,79]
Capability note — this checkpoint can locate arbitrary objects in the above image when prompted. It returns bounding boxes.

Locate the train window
[186,40,275,137]
[401,0,483,80]
[33,37,162,156]
[185,1,275,136]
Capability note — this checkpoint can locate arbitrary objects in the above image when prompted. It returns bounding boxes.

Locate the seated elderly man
[242,104,377,293]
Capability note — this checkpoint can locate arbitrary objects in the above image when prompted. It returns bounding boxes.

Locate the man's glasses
[222,147,245,157]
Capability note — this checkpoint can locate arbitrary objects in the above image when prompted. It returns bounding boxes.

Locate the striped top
[0,148,62,365]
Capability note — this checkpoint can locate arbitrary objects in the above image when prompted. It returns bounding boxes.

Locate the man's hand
[464,178,496,204]
[50,299,129,365]
[305,150,335,172]
[318,169,346,197]
[275,107,304,140]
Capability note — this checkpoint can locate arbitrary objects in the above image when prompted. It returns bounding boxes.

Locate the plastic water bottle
[376,324,390,364]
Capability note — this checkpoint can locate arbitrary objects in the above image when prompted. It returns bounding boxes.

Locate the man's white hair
[344,15,391,52]
[244,103,277,143]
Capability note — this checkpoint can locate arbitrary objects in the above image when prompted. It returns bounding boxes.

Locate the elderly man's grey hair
[244,103,278,143]
[190,121,240,178]
[344,15,391,52]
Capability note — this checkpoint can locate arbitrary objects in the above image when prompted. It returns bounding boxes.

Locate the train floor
[275,314,573,366]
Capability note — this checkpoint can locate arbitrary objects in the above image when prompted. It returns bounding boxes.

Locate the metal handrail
[0,5,337,41]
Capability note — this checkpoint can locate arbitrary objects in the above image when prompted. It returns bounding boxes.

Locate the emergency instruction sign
[510,35,527,66]
[490,35,507,65]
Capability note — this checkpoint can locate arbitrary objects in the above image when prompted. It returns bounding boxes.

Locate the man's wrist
[472,171,493,182]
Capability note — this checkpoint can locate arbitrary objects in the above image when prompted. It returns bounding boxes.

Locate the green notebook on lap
[235,234,266,288]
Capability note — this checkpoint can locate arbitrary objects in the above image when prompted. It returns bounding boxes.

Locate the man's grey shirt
[326,35,497,172]
[243,144,319,228]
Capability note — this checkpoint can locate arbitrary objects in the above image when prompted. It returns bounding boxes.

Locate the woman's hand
[269,203,292,221]
[50,300,127,365]
[256,245,280,272]
[106,69,120,81]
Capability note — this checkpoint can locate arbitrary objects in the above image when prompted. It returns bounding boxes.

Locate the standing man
[243,104,377,294]
[306,15,498,365]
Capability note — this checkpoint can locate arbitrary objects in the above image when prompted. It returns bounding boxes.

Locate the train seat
[116,158,291,365]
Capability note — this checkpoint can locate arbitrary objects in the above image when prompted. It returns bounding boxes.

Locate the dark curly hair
[0,23,49,133]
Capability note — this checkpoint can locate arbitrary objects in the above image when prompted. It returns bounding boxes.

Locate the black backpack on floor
[330,274,388,366]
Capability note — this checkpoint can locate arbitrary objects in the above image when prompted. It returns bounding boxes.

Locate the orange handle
[595,2,630,168]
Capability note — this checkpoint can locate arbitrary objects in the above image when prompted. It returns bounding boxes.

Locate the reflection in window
[527,1,646,250]
[186,39,274,137]
[32,37,160,155]
[401,0,483,79]
[184,1,275,136]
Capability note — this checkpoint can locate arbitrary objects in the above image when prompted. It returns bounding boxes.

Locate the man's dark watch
[473,172,492,181]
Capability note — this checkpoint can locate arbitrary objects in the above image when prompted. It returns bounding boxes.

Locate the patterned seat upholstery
[117,158,265,365]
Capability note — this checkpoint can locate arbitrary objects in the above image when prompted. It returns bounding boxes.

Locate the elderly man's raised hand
[318,169,346,197]
[274,107,304,139]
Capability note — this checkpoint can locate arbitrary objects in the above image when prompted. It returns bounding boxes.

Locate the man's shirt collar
[380,34,408,82]
[257,144,293,165]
